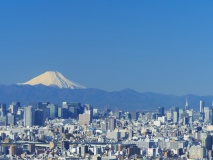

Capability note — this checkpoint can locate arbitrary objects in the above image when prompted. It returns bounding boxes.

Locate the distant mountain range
[0,71,212,111]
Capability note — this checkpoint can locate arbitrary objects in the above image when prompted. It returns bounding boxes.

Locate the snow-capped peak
[20,71,86,89]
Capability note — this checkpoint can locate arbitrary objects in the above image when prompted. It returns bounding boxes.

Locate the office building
[185,99,189,110]
[108,116,116,131]
[24,106,35,127]
[171,107,179,122]
[0,103,7,117]
[158,107,164,117]
[58,107,69,119]
[34,109,44,126]
[47,104,58,119]
[0,116,7,126]
[204,107,210,122]
[79,113,91,125]
[200,101,205,113]
[173,111,178,123]
[84,104,93,120]
[7,113,16,126]
[130,111,139,120]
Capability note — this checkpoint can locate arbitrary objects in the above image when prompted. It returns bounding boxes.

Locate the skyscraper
[130,111,139,120]
[84,104,93,121]
[108,116,116,131]
[171,107,179,122]
[24,106,35,127]
[9,102,20,114]
[58,107,69,119]
[158,107,165,117]
[200,101,205,113]
[34,109,44,126]
[47,104,58,119]
[0,103,7,117]
[173,111,178,123]
[63,102,84,118]
[7,113,16,126]
[204,107,210,122]
[185,99,189,110]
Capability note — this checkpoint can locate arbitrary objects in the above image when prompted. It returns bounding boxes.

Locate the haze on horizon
[0,1,213,96]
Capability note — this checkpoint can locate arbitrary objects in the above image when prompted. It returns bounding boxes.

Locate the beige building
[79,113,91,126]
[189,145,206,159]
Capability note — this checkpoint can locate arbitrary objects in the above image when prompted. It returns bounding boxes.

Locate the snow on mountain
[19,71,86,89]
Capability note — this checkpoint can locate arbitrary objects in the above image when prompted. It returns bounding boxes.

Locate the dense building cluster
[0,100,213,159]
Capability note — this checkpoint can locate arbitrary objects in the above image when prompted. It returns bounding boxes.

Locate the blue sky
[0,1,213,95]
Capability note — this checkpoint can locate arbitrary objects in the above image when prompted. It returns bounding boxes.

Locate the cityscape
[1,1,213,160]
[0,99,212,159]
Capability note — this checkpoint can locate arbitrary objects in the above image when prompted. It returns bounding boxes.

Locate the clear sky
[0,1,213,95]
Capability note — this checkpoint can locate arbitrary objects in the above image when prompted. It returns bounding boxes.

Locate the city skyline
[1,1,213,95]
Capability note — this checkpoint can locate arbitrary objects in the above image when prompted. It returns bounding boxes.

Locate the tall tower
[108,116,116,131]
[204,107,210,122]
[185,99,189,110]
[0,103,7,117]
[200,101,205,113]
[24,106,35,127]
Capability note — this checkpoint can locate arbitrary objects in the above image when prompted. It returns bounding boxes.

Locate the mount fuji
[0,71,211,110]
[19,71,86,89]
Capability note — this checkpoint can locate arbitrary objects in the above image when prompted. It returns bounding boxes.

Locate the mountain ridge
[0,84,212,111]
[0,71,212,110]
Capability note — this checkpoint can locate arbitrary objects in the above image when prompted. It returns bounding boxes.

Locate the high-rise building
[158,107,165,117]
[185,99,189,110]
[0,116,7,126]
[130,111,139,120]
[58,107,69,119]
[108,116,116,131]
[9,102,20,114]
[183,116,189,125]
[118,111,122,119]
[171,107,179,123]
[7,113,16,126]
[9,105,18,114]
[24,106,35,127]
[204,107,210,122]
[34,109,44,126]
[179,109,184,119]
[47,104,58,119]
[173,111,178,123]
[125,112,131,120]
[84,104,93,120]
[42,108,50,122]
[79,113,91,125]
[63,102,84,118]
[200,101,205,113]
[101,121,107,131]
[69,106,78,118]
[0,103,7,117]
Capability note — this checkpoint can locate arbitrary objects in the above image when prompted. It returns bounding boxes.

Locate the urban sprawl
[0,100,212,160]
